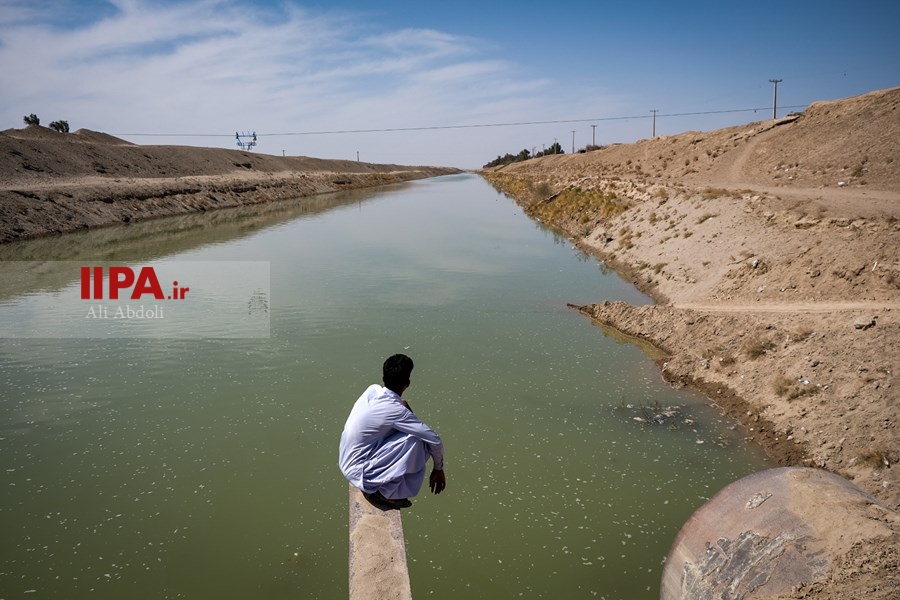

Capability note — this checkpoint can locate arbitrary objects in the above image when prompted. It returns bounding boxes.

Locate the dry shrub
[858,444,897,469]
[790,326,814,342]
[773,375,793,396]
[718,354,736,366]
[772,375,819,400]
[744,337,775,360]
[701,187,730,200]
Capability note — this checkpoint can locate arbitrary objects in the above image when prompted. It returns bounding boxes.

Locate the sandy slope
[483,87,899,599]
[0,126,458,243]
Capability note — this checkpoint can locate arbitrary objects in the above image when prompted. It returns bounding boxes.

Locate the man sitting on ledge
[339,354,446,509]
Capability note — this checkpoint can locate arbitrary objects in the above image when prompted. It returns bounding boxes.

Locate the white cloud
[0,0,620,167]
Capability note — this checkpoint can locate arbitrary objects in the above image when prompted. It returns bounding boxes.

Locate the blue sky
[1,0,897,168]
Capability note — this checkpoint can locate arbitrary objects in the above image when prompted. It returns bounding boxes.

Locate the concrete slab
[348,485,413,600]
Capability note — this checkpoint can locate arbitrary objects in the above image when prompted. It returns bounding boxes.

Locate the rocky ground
[0,125,458,243]
[483,87,899,599]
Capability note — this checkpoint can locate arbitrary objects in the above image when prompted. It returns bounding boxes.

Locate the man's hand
[429,469,446,494]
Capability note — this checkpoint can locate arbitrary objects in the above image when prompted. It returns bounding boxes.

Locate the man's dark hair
[383,354,413,393]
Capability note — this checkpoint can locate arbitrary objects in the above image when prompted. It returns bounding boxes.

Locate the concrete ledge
[348,485,413,600]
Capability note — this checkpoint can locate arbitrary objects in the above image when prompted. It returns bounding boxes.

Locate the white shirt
[339,384,444,491]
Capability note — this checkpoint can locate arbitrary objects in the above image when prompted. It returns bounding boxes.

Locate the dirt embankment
[483,87,899,599]
[0,126,459,243]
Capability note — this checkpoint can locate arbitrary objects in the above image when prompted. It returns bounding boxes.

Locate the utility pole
[769,79,782,119]
[591,124,597,147]
[650,109,658,137]
[356,151,360,162]
[553,138,558,154]
[571,130,576,154]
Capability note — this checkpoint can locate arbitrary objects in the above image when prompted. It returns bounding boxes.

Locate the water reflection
[0,183,405,300]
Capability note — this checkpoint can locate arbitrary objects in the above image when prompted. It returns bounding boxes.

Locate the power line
[112,104,808,138]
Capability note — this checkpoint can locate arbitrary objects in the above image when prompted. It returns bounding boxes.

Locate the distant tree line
[23,113,70,133]
[483,142,565,168]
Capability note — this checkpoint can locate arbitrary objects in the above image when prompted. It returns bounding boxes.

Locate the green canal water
[0,173,770,599]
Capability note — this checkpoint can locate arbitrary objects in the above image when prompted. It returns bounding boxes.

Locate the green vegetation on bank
[23,113,70,133]
[483,142,607,168]
[482,171,630,236]
[483,142,565,168]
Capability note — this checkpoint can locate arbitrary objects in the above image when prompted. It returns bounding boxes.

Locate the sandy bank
[0,126,459,243]
[482,87,900,600]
